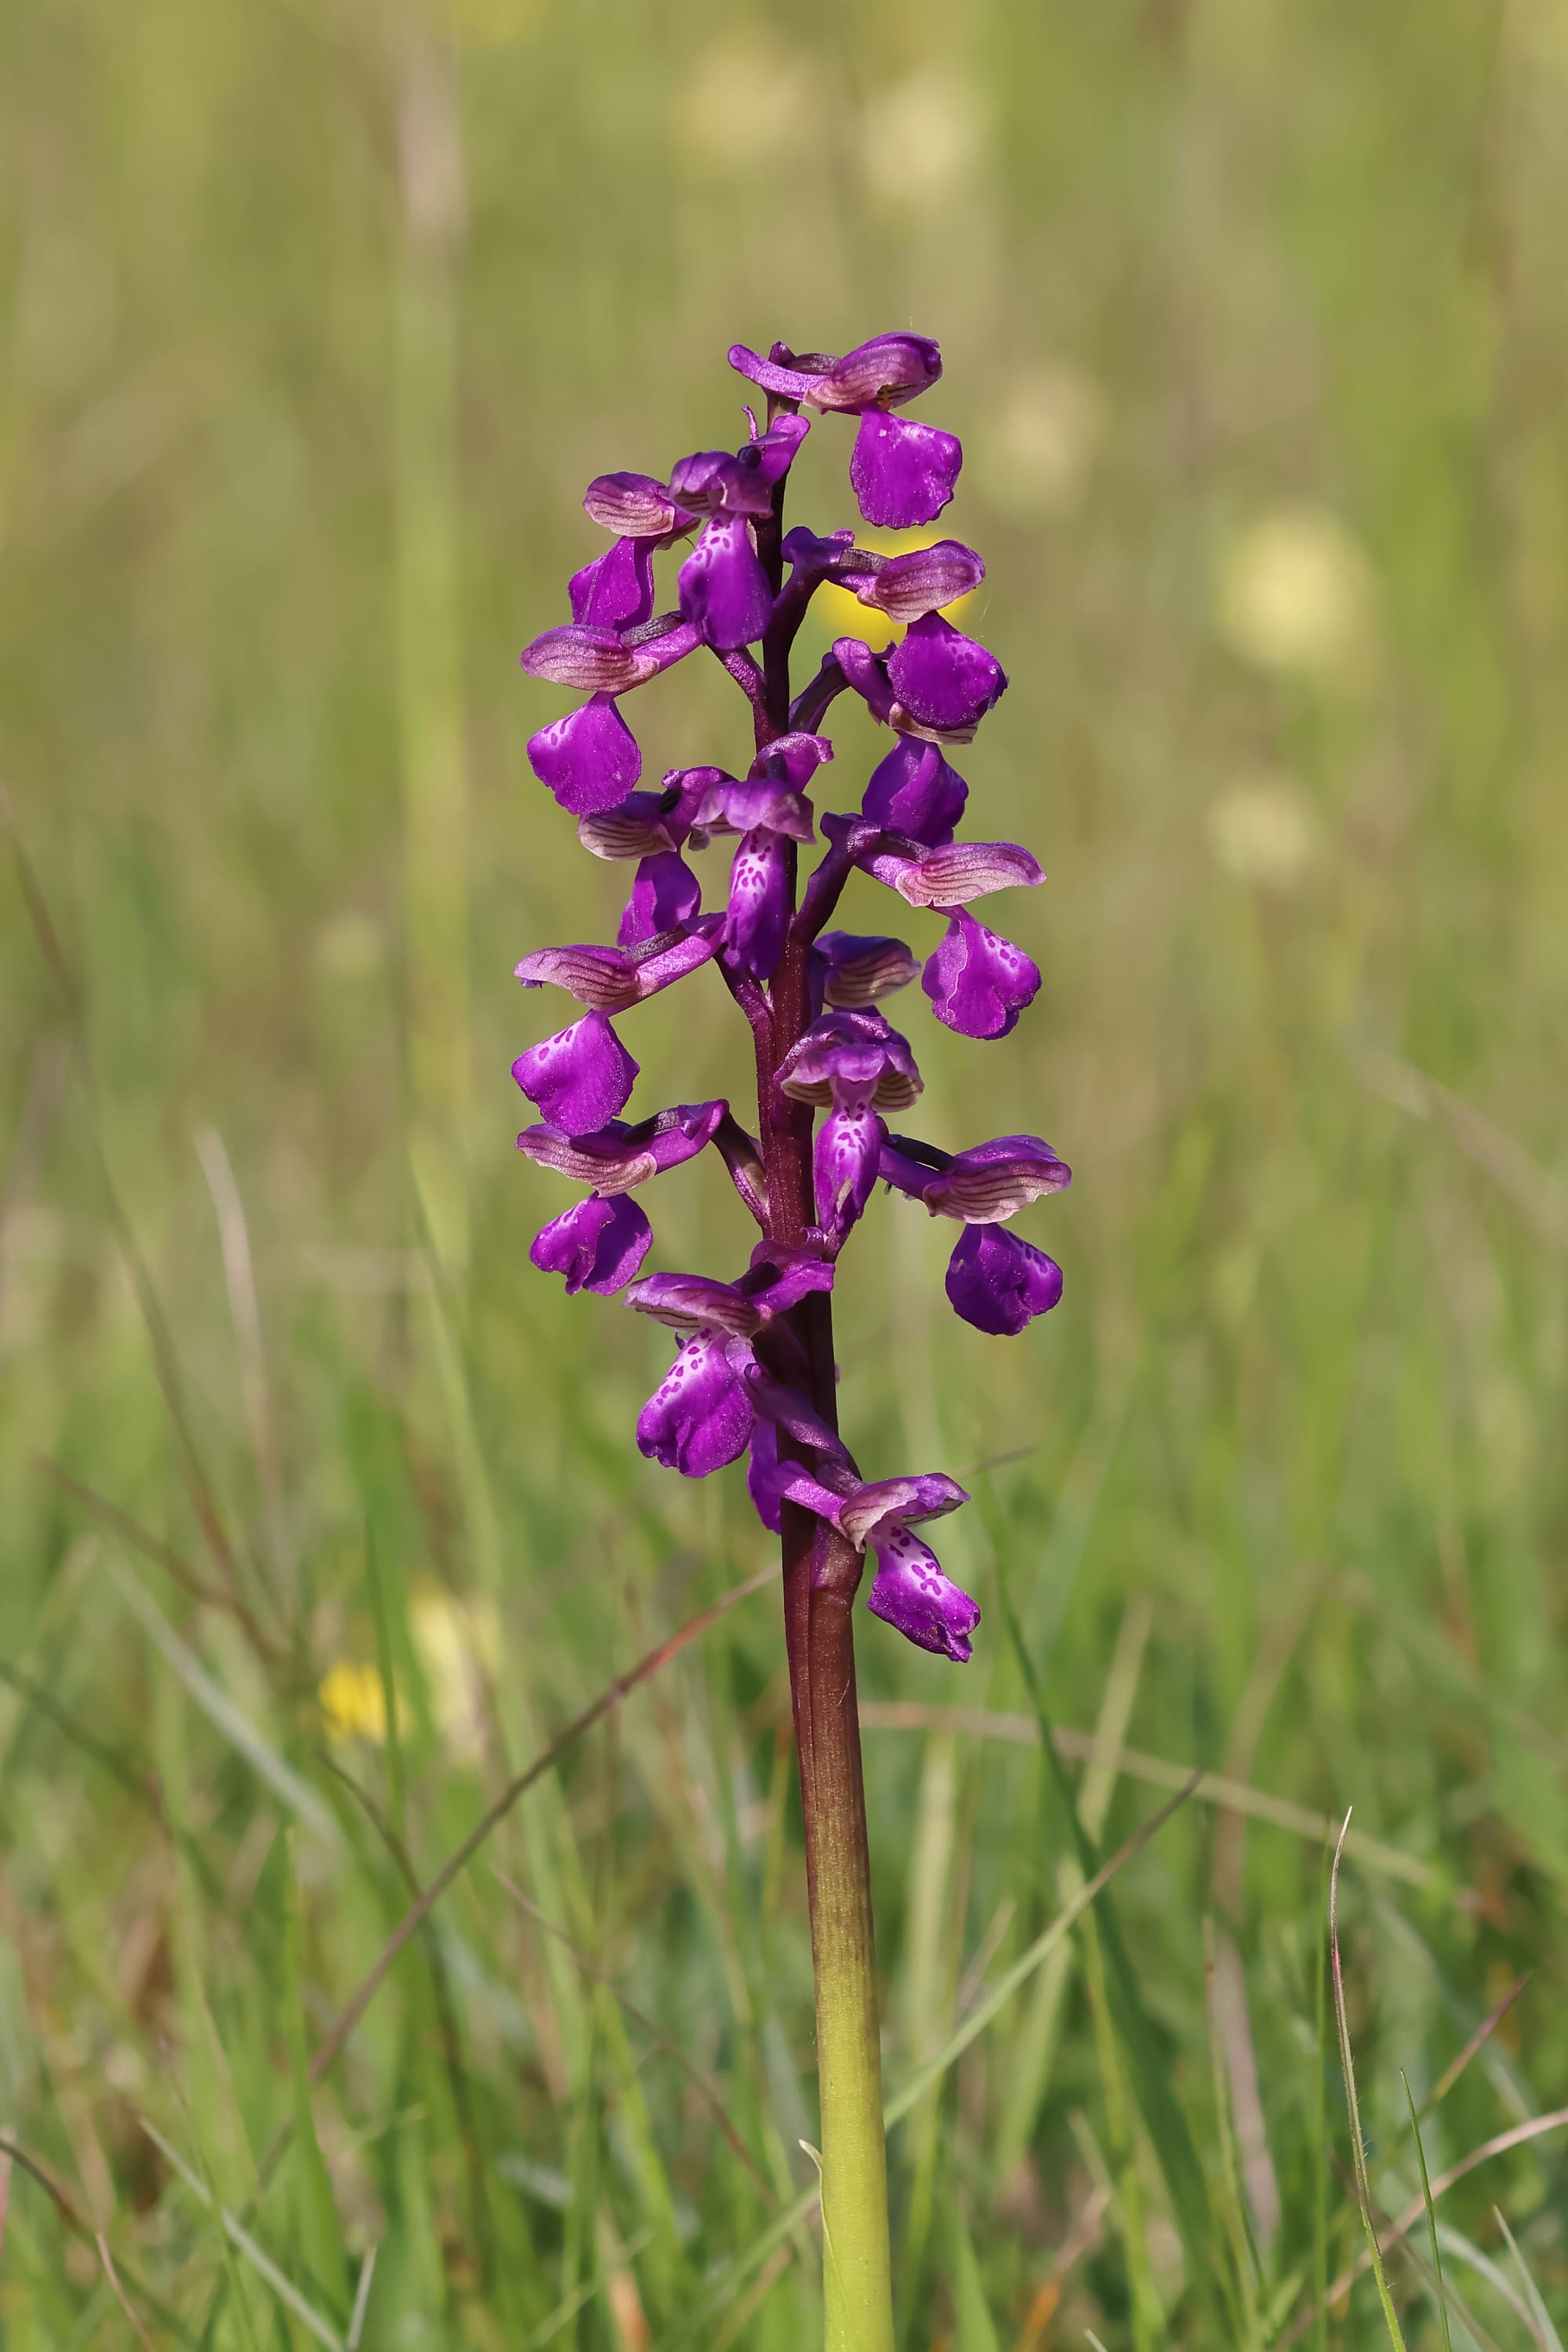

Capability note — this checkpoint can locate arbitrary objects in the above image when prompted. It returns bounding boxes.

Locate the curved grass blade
[1329,1811,1408,2350]
[1401,2070,1452,2352]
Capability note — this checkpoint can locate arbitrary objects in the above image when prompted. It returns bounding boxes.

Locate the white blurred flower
[1207,773,1323,891]
[677,34,811,175]
[412,1586,500,1765]
[861,68,984,211]
[1217,504,1377,683]
[975,363,1105,517]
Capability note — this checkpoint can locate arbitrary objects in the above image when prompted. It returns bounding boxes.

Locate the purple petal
[750,1441,858,1528]
[512,1011,639,1134]
[521,625,656,692]
[568,538,656,631]
[866,1528,979,1663]
[517,1099,727,1193]
[859,539,985,623]
[815,931,920,1008]
[783,524,856,571]
[576,793,680,860]
[678,515,774,649]
[851,412,963,530]
[691,776,816,843]
[748,732,834,793]
[731,334,943,413]
[644,1098,730,1172]
[637,1333,754,1477]
[515,942,641,1011]
[725,829,792,981]
[876,1134,950,1201]
[814,1104,882,1237]
[746,1416,784,1532]
[626,1272,760,1337]
[945,1224,1064,1335]
[838,1473,970,1548]
[528,695,641,816]
[739,1358,846,1457]
[894,841,1045,909]
[618,851,702,948]
[778,1010,922,1112]
[922,910,1041,1040]
[736,1240,837,1316]
[669,416,809,522]
[529,1195,653,1297]
[583,472,691,535]
[626,916,725,999]
[636,617,702,677]
[727,342,828,402]
[517,919,721,1011]
[922,1134,1073,1224]
[833,639,898,726]
[887,614,1007,733]
[861,739,969,848]
[821,334,944,411]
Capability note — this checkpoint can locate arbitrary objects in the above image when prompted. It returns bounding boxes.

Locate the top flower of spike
[728,336,961,531]
[513,328,1070,1665]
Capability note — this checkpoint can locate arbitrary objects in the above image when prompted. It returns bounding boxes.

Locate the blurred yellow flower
[1217,504,1377,683]
[318,1660,387,1746]
[811,526,981,648]
[975,364,1105,517]
[1207,773,1323,890]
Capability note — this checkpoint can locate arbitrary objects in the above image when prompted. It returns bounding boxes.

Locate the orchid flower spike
[512,330,1070,1665]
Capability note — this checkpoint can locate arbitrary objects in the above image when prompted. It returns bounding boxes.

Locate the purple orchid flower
[512,329,1069,1676]
[728,336,960,528]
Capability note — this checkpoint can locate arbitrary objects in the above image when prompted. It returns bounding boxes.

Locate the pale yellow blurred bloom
[411,1585,500,1764]
[676,34,811,176]
[1207,773,1323,891]
[975,364,1105,517]
[862,68,984,210]
[319,1660,387,1746]
[1217,504,1377,683]
[811,526,981,647]
[314,910,384,981]
[1509,0,1568,74]
[449,0,546,45]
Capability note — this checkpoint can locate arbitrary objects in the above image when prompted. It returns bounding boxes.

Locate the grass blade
[1329,1811,1408,2350]
[346,2246,378,2352]
[858,1704,1454,1901]
[1401,2070,1452,2352]
[1493,2208,1564,2352]
[141,2121,346,2352]
[104,1550,338,1840]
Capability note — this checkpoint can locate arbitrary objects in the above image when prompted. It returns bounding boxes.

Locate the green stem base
[784,1502,895,2352]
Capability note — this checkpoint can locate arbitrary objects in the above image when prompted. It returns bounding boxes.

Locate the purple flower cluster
[514,334,1070,1664]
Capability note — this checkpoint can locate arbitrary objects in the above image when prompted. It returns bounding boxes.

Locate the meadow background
[3,0,1567,2344]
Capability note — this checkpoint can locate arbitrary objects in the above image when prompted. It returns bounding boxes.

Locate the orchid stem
[757,713,895,2345]
[782,1504,895,2352]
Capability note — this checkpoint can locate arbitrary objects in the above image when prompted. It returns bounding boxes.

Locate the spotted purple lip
[512,330,1069,1664]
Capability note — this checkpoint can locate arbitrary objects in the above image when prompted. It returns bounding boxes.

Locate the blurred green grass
[3,0,1566,2343]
